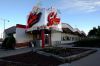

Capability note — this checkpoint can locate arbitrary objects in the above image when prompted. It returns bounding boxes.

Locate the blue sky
[0,0,100,38]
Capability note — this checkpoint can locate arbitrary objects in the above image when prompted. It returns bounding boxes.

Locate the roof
[62,23,86,36]
[62,23,74,32]
[4,26,16,35]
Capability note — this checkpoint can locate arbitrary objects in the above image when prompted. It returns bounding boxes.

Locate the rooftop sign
[26,6,62,31]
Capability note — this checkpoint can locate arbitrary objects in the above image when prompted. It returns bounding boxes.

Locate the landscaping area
[0,51,63,66]
[40,47,90,57]
[38,47,97,62]
[0,47,97,66]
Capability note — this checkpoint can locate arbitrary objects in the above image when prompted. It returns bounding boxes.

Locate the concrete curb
[37,49,97,63]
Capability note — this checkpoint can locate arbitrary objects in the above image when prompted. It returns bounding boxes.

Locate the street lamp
[0,18,10,39]
[1,18,10,31]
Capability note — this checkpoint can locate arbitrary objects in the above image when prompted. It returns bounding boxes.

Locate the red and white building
[4,6,86,48]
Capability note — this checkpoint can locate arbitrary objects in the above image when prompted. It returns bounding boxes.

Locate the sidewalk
[59,48,100,66]
[0,48,32,58]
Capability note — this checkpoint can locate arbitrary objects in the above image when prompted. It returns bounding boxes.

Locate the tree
[97,26,100,37]
[1,34,16,49]
[88,27,97,36]
[88,26,100,38]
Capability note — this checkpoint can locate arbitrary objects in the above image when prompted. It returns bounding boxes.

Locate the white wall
[51,31,79,46]
[51,31,61,46]
[61,33,79,44]
[16,28,33,43]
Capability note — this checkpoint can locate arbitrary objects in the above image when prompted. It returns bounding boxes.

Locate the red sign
[47,12,60,26]
[27,12,42,28]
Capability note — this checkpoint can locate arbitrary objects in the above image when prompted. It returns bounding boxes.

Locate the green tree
[88,26,100,38]
[88,27,97,36]
[97,26,100,37]
[1,34,16,49]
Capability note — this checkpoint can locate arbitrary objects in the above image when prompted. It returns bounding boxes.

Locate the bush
[74,38,100,47]
[1,36,16,49]
[1,38,9,49]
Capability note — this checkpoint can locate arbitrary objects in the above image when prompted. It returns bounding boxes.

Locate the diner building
[4,6,86,48]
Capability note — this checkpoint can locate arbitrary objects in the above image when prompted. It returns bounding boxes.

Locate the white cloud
[52,0,100,13]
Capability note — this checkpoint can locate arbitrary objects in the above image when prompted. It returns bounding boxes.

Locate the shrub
[74,38,100,47]
[1,37,9,49]
[1,36,16,49]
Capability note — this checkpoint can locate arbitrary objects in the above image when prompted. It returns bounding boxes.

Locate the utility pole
[0,18,10,39]
[1,18,9,31]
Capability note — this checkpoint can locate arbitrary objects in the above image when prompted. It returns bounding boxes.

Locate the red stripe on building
[16,24,26,28]
[41,30,45,48]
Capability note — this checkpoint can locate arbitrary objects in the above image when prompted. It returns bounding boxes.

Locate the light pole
[1,18,9,31]
[0,18,10,39]
[4,19,5,31]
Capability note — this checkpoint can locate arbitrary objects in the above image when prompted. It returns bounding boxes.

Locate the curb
[37,49,97,63]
